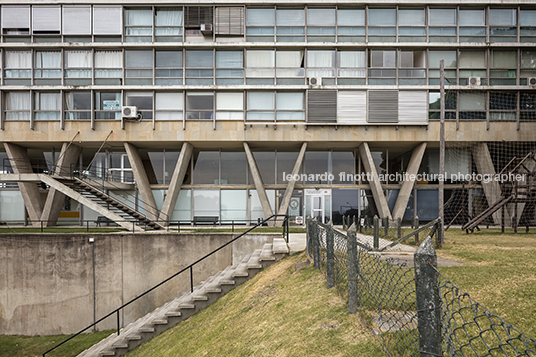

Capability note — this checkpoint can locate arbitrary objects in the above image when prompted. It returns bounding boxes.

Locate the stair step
[192,295,208,301]
[152,319,168,325]
[246,249,263,269]
[164,311,182,317]
[125,335,142,341]
[98,351,115,356]
[178,302,195,309]
[111,342,128,349]
[259,244,276,261]
[139,326,155,333]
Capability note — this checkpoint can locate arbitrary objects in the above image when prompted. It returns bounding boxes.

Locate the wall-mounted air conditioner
[200,24,213,34]
[307,77,322,87]
[122,106,138,119]
[528,77,536,86]
[469,76,481,86]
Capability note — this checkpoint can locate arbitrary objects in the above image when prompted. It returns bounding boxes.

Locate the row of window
[1,5,535,43]
[3,90,535,124]
[2,49,536,86]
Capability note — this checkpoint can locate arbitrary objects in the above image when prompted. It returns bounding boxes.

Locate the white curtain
[248,92,274,110]
[5,51,31,68]
[338,51,365,68]
[95,51,122,78]
[459,51,486,68]
[65,51,92,78]
[35,92,61,120]
[307,51,335,68]
[35,51,61,69]
[276,51,302,67]
[155,8,182,35]
[125,8,152,36]
[216,92,243,110]
[399,9,425,26]
[247,8,274,26]
[156,92,183,120]
[5,92,30,121]
[216,51,242,68]
[307,9,335,26]
[247,50,274,67]
[276,9,304,26]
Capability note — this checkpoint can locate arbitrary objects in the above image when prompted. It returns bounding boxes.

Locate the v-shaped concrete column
[3,143,44,226]
[243,142,274,226]
[358,142,392,220]
[276,142,307,227]
[472,143,505,225]
[41,142,81,226]
[159,142,193,224]
[124,142,159,221]
[392,143,427,221]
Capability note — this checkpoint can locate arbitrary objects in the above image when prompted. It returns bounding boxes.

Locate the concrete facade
[0,232,279,335]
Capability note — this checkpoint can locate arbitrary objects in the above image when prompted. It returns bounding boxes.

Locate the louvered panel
[63,6,91,35]
[399,91,428,124]
[215,7,244,35]
[2,6,30,30]
[33,6,61,34]
[337,91,367,124]
[93,6,122,35]
[186,6,213,27]
[307,90,337,123]
[368,90,398,123]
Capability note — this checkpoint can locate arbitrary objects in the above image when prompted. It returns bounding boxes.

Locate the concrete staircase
[77,238,290,357]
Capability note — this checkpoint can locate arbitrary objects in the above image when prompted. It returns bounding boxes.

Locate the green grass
[125,251,383,357]
[438,228,536,339]
[0,330,114,357]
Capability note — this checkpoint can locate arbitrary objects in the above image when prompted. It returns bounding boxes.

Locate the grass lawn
[125,251,384,357]
[438,228,536,338]
[0,330,114,357]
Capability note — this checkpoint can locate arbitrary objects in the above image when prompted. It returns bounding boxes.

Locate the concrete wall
[0,232,277,335]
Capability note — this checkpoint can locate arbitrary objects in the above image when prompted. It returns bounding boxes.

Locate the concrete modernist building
[0,1,535,229]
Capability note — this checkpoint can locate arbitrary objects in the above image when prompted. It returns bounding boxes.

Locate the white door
[311,195,325,223]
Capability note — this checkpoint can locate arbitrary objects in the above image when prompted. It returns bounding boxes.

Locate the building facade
[0,1,535,228]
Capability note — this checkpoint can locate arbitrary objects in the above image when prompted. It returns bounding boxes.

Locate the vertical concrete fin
[3,143,44,226]
[392,142,427,221]
[124,142,159,221]
[276,142,307,226]
[243,142,273,222]
[41,142,81,226]
[358,142,392,220]
[159,142,193,223]
[472,143,504,225]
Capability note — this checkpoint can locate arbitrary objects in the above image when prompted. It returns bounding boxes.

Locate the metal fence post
[326,221,335,289]
[437,217,444,248]
[414,237,442,357]
[414,216,420,245]
[347,224,358,314]
[397,217,402,240]
[373,216,380,251]
[384,217,389,238]
[313,219,320,269]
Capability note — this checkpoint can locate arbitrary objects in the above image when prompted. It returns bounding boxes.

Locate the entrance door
[311,195,325,223]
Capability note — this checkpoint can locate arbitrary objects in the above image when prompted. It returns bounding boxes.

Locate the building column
[276,142,307,227]
[124,142,159,221]
[510,154,536,224]
[3,143,44,227]
[392,143,427,221]
[243,142,274,226]
[358,142,392,220]
[41,142,81,226]
[159,142,193,224]
[472,143,505,225]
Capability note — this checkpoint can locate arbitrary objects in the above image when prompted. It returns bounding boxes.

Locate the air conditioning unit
[528,77,536,86]
[122,106,138,119]
[200,24,213,34]
[469,76,481,86]
[308,77,322,87]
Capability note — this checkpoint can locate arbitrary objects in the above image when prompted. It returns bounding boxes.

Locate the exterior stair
[77,238,290,357]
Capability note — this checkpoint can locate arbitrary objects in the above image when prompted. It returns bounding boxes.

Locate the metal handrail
[42,214,289,357]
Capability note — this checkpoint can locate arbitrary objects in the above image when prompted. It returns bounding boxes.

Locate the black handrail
[42,214,289,357]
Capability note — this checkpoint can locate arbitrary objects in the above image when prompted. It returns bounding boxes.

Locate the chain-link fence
[307,217,536,357]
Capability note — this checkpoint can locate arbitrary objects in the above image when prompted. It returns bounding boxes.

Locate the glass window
[459,9,485,26]
[246,50,275,84]
[221,152,247,185]
[95,92,121,120]
[216,92,243,120]
[522,50,536,68]
[307,8,335,26]
[185,50,214,85]
[370,50,396,67]
[337,51,366,80]
[368,8,396,25]
[155,92,183,121]
[307,50,336,78]
[276,92,304,120]
[186,92,214,120]
[216,51,243,85]
[125,50,153,85]
[399,9,425,26]
[428,51,457,68]
[4,51,31,83]
[5,92,31,121]
[246,8,275,41]
[251,151,275,184]
[156,50,183,85]
[125,7,152,42]
[193,189,220,216]
[429,8,456,26]
[34,51,61,80]
[34,92,61,120]
[193,152,219,184]
[247,8,275,26]
[304,151,330,183]
[65,50,92,84]
[459,51,486,68]
[221,190,247,222]
[95,51,122,84]
[459,92,485,110]
[492,51,517,67]
[155,8,183,41]
[490,9,517,26]
[276,152,299,184]
[125,92,153,120]
[337,9,365,26]
[276,8,304,41]
[65,92,91,120]
[276,51,304,83]
[247,91,274,120]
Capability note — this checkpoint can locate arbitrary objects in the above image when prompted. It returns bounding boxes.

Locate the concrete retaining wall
[0,232,278,335]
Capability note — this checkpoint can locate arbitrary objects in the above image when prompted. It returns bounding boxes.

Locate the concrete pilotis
[41,142,81,226]
[358,142,392,220]
[159,142,193,224]
[3,143,43,227]
[124,142,159,221]
[243,142,274,226]
[276,142,307,227]
[392,143,427,221]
